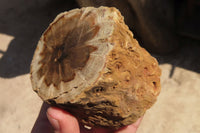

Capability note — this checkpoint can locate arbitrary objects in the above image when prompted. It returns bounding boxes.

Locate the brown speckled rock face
[30,7,161,129]
[37,12,100,88]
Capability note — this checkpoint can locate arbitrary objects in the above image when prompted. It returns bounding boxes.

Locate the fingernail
[47,113,60,131]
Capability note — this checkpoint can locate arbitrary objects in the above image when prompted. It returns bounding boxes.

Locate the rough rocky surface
[1,0,200,133]
[30,7,161,128]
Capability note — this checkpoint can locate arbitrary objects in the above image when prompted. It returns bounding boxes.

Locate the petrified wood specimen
[30,7,161,129]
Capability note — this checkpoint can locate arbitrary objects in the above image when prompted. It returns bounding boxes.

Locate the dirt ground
[0,0,200,133]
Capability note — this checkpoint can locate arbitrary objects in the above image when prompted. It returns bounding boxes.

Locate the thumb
[47,107,80,133]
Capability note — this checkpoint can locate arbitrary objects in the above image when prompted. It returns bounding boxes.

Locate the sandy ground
[0,0,200,133]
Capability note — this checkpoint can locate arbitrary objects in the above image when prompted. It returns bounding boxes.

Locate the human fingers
[80,124,114,133]
[114,117,143,133]
[80,117,143,133]
[47,107,80,133]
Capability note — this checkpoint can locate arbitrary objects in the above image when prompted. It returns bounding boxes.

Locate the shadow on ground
[0,0,78,78]
[154,38,200,77]
[0,0,199,78]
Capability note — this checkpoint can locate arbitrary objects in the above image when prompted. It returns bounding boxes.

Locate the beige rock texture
[0,0,200,133]
[30,7,161,128]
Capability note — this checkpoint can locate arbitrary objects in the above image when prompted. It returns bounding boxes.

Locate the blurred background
[0,0,199,132]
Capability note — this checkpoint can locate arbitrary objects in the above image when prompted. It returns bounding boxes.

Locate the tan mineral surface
[1,1,200,133]
[30,7,161,128]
